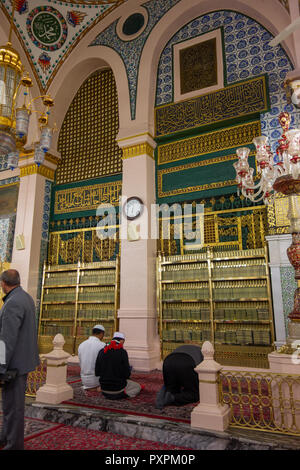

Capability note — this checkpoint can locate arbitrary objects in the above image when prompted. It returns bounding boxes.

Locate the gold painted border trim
[0,181,20,189]
[117,132,154,143]
[20,151,60,166]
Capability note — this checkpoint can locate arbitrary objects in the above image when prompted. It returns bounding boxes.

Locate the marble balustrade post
[36,334,73,404]
[191,341,230,432]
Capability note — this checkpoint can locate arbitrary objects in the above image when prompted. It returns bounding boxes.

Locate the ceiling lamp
[0,3,54,170]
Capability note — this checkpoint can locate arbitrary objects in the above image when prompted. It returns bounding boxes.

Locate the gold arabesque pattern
[57,69,122,184]
[219,369,300,436]
[267,193,300,235]
[157,121,261,165]
[122,143,155,160]
[158,205,267,257]
[25,359,47,397]
[48,227,119,265]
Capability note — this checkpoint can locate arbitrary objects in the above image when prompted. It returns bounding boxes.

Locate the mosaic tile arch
[1,0,126,92]
[155,10,300,156]
[90,0,182,120]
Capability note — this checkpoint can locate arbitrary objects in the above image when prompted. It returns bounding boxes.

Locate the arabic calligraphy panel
[155,76,268,137]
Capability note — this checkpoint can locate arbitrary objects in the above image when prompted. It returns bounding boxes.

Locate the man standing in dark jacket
[95,332,141,399]
[0,270,40,450]
[155,344,203,409]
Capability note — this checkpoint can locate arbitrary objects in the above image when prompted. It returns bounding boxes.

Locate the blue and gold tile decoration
[280,266,297,336]
[0,176,19,187]
[0,155,9,173]
[1,0,125,92]
[156,10,300,154]
[90,0,182,120]
[36,179,52,319]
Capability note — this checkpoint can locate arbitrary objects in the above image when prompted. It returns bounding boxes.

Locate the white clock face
[124,198,143,219]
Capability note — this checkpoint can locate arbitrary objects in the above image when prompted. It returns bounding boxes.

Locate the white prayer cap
[93,325,105,332]
[113,331,125,340]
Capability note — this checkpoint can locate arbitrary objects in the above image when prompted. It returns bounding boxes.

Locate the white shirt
[78,336,105,389]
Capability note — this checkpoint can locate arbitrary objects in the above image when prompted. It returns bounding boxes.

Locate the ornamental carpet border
[155,75,268,137]
[157,121,260,165]
[54,181,122,215]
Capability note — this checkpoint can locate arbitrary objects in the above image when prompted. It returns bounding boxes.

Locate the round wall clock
[27,6,68,52]
[123,197,144,220]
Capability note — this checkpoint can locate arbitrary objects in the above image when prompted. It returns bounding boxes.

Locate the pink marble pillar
[11,150,59,301]
[117,134,161,371]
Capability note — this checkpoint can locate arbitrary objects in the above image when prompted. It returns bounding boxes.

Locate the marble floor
[23,397,300,451]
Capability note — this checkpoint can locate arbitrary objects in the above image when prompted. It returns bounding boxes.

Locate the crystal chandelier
[0,3,54,170]
[234,112,300,204]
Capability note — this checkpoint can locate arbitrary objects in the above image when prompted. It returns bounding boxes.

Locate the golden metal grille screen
[56,69,122,184]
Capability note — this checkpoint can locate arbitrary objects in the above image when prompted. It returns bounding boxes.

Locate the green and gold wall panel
[157,151,256,203]
[54,180,122,215]
[51,175,122,220]
[157,121,260,166]
[155,75,268,138]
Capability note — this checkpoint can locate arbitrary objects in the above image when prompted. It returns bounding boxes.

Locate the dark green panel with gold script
[155,75,268,138]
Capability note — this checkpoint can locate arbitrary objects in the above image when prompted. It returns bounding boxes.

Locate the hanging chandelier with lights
[233,112,300,204]
[0,4,55,170]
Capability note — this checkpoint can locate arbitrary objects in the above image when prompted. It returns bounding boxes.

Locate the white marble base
[36,383,73,405]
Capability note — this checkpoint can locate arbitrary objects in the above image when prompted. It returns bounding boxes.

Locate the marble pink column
[117,134,161,371]
[11,150,59,301]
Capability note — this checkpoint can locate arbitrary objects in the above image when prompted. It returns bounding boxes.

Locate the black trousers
[1,374,28,450]
[163,352,199,406]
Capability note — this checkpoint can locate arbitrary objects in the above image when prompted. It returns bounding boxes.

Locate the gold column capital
[117,132,156,160]
[122,142,155,160]
[20,163,55,180]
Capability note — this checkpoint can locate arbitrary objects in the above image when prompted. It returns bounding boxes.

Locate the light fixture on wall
[0,3,55,170]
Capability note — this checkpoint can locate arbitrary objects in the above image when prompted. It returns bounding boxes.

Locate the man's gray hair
[0,269,21,287]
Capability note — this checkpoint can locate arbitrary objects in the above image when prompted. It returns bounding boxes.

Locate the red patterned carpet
[0,413,191,450]
[24,423,191,450]
[63,367,196,423]
[63,366,275,427]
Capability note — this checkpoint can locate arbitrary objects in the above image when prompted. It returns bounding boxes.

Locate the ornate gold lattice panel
[56,69,122,184]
